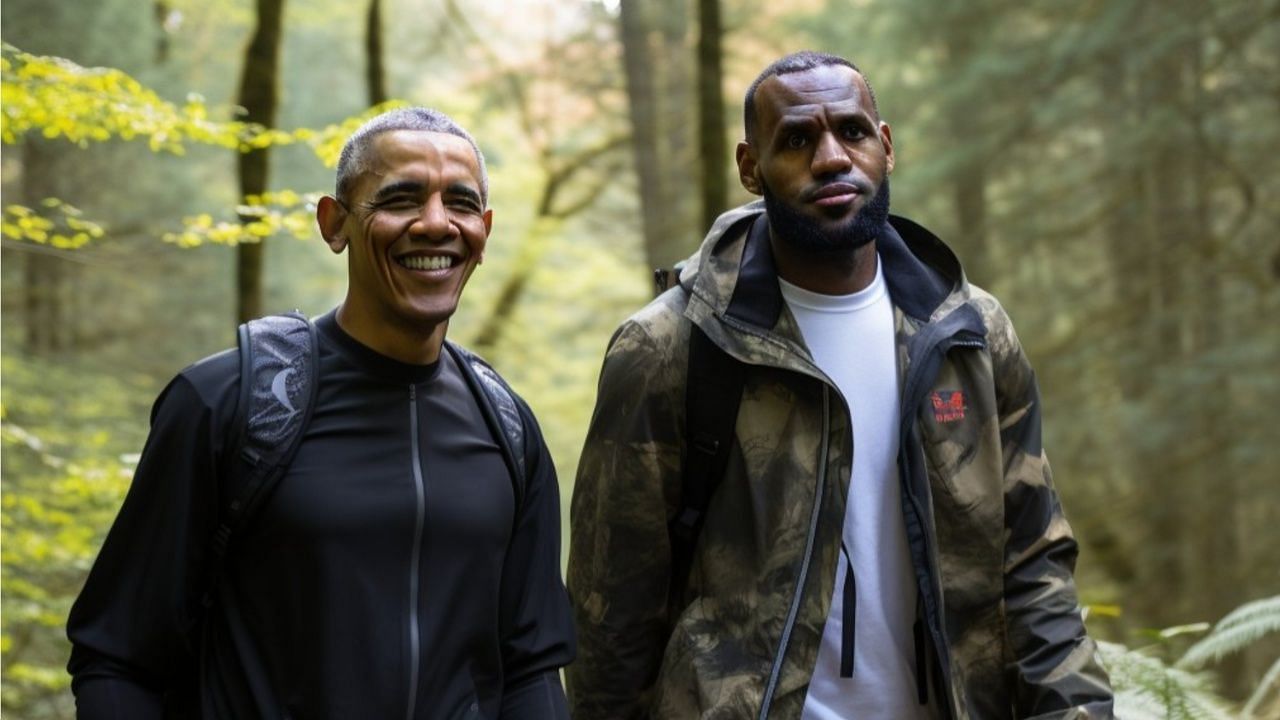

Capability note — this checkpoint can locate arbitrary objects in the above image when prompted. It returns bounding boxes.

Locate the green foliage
[1,42,277,152]
[1178,596,1280,716]
[1100,640,1237,719]
[1101,595,1280,718]
[1,42,403,163]
[1,42,409,261]
[1179,597,1280,670]
[164,190,322,247]
[1,355,152,716]
[1,199,106,248]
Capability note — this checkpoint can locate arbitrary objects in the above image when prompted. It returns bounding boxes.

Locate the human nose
[811,131,852,177]
[409,194,457,240]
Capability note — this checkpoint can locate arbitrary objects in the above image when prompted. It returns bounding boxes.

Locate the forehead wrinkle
[764,65,869,107]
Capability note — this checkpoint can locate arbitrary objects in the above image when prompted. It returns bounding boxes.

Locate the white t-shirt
[780,259,932,720]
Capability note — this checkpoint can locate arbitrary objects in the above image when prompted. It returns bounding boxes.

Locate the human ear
[316,196,349,254]
[736,142,762,195]
[879,122,895,174]
[478,208,493,264]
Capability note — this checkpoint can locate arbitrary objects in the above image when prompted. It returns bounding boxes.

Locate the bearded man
[565,52,1113,720]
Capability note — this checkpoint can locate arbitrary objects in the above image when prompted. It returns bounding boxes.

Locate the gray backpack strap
[446,341,527,507]
[204,311,318,607]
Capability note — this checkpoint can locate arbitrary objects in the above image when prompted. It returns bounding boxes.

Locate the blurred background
[2,0,1278,716]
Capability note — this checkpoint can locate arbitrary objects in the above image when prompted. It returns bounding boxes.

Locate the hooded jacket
[566,201,1113,719]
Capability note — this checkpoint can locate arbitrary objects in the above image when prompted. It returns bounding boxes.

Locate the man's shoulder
[442,340,542,432]
[607,289,692,368]
[957,284,1027,362]
[169,347,240,410]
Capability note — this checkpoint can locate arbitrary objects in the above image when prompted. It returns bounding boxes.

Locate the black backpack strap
[203,311,319,608]
[446,341,528,510]
[668,322,747,611]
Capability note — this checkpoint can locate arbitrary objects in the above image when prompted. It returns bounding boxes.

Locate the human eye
[840,123,867,141]
[445,195,482,213]
[373,195,420,212]
[784,132,807,150]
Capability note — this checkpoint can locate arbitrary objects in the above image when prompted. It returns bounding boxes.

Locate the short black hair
[335,107,488,206]
[743,51,878,144]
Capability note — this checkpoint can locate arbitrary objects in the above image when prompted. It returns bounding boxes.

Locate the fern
[1178,596,1280,670]
[1098,641,1236,719]
[1242,655,1280,718]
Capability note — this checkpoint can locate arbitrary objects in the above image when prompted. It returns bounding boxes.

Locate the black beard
[762,177,891,255]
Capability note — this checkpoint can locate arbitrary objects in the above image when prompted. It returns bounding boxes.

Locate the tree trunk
[234,0,285,324]
[941,17,990,286]
[21,138,68,354]
[619,0,681,272]
[365,0,387,106]
[697,0,727,231]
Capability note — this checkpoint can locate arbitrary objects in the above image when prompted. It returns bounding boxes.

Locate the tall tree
[697,0,728,230]
[234,0,286,324]
[617,0,702,271]
[365,0,387,106]
[619,0,673,271]
[20,140,68,354]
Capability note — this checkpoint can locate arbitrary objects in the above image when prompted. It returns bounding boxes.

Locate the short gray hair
[335,107,488,206]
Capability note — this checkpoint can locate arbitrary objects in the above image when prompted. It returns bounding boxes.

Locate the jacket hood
[680,200,970,333]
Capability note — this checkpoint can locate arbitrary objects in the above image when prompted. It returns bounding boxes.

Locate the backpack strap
[446,341,528,510]
[667,322,748,611]
[203,311,319,607]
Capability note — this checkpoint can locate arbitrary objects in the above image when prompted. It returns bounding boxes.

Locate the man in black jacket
[67,107,575,719]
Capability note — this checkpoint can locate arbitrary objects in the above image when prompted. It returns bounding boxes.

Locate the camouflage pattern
[566,201,1114,719]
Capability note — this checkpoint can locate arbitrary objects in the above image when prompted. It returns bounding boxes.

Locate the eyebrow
[773,111,874,140]
[369,180,482,207]
[369,180,426,205]
[445,182,483,207]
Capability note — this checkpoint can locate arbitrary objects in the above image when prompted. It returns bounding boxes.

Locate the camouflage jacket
[566,201,1114,719]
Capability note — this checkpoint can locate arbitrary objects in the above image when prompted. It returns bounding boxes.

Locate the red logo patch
[930,391,966,423]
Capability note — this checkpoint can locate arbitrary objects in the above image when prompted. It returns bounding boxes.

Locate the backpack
[201,311,529,608]
[654,267,749,611]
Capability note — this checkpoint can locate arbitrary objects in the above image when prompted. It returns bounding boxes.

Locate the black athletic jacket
[67,311,575,719]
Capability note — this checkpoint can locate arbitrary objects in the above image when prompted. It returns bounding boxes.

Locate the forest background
[2,0,1278,717]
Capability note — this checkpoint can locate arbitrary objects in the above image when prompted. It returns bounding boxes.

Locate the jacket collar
[686,201,966,334]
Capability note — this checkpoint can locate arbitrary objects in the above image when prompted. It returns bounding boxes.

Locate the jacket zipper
[758,385,830,719]
[406,384,426,720]
[899,325,985,720]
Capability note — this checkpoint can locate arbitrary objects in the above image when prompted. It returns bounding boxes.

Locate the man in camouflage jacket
[566,52,1113,719]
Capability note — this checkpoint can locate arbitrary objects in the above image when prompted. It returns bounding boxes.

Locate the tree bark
[941,16,990,286]
[234,0,285,324]
[21,138,68,354]
[697,0,727,231]
[619,0,681,272]
[365,0,387,106]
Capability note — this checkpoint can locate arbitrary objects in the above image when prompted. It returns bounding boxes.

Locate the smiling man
[67,108,575,719]
[567,53,1113,719]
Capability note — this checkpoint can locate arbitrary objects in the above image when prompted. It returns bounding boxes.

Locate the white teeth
[399,255,454,271]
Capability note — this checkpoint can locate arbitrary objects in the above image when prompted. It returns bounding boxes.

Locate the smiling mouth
[397,255,456,271]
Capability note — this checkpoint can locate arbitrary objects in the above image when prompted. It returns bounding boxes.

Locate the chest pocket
[917,346,1004,612]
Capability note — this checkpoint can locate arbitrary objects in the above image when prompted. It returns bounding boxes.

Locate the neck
[770,234,879,296]
[334,302,446,365]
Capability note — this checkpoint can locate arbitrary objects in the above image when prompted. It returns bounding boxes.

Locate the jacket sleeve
[993,311,1115,718]
[565,320,683,720]
[497,398,576,719]
[66,366,232,720]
